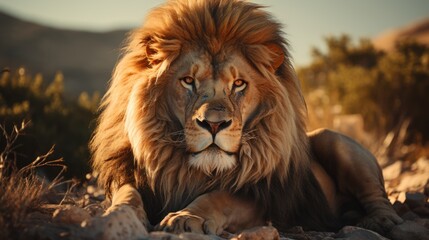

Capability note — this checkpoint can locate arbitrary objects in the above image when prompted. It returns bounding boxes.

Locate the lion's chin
[188,146,236,175]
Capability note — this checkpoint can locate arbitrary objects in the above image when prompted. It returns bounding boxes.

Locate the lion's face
[165,50,263,174]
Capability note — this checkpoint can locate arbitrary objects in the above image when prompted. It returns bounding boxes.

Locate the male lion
[91,0,402,238]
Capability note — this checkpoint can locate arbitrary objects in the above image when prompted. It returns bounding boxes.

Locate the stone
[146,231,182,240]
[388,220,429,240]
[233,226,280,240]
[85,203,105,217]
[145,231,221,240]
[52,205,91,225]
[76,204,148,240]
[415,218,429,228]
[413,206,429,218]
[334,226,388,240]
[405,192,427,209]
[179,232,222,240]
[281,230,335,240]
[400,211,420,221]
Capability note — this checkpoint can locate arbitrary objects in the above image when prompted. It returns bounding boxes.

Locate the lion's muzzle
[186,99,241,173]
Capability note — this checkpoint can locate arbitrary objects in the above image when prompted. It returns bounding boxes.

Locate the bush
[298,35,429,143]
[0,68,99,179]
[0,122,65,240]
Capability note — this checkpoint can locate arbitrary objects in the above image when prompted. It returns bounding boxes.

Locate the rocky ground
[8,158,429,240]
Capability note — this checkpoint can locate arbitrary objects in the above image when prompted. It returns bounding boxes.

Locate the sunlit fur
[189,149,237,175]
[90,0,315,226]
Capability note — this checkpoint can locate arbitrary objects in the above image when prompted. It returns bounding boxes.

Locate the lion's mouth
[190,144,235,156]
[188,143,237,174]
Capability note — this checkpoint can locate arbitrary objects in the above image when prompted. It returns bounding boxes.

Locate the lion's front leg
[105,183,149,228]
[80,184,149,240]
[157,191,264,235]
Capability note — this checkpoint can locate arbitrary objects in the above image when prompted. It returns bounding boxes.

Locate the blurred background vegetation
[0,68,99,180]
[1,35,428,181]
[302,36,429,138]
[1,4,429,180]
[300,36,429,164]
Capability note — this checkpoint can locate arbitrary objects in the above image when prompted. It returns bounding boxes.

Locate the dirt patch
[3,158,429,240]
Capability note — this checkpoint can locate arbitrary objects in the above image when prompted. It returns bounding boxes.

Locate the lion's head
[91,0,310,210]
[159,47,291,174]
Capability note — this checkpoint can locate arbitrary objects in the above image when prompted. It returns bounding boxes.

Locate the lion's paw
[357,210,403,235]
[157,210,221,235]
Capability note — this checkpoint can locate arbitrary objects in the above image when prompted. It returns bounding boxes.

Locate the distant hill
[0,11,130,96]
[373,18,429,51]
[2,11,428,96]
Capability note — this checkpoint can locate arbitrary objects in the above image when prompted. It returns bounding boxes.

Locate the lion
[90,0,402,238]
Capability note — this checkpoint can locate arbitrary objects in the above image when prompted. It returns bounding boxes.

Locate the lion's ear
[145,40,157,58]
[142,36,181,68]
[266,43,284,71]
[144,37,161,66]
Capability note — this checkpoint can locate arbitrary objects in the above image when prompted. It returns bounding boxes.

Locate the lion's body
[91,0,401,236]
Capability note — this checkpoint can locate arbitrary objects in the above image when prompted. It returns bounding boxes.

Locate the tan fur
[91,0,308,210]
[91,0,401,235]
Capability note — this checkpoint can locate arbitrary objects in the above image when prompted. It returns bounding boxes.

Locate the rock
[388,220,429,240]
[278,227,335,240]
[147,231,182,240]
[334,226,388,240]
[76,204,148,240]
[401,211,420,221]
[180,232,222,240]
[415,218,429,228]
[147,231,219,240]
[52,205,91,225]
[85,203,105,217]
[413,206,429,218]
[383,161,402,181]
[232,226,280,240]
[405,192,427,209]
[291,230,335,240]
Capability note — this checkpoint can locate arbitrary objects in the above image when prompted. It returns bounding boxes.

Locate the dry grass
[0,122,66,240]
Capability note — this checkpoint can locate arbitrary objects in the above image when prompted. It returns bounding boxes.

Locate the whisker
[241,129,257,143]
[160,129,186,146]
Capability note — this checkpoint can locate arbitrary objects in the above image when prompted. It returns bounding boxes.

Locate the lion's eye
[233,79,247,92]
[180,76,195,91]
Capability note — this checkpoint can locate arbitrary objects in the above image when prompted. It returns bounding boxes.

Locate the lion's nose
[196,119,232,135]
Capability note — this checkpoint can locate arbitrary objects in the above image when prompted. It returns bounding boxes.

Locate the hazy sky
[0,0,428,66]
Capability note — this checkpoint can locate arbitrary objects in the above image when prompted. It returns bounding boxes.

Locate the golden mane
[91,0,310,214]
